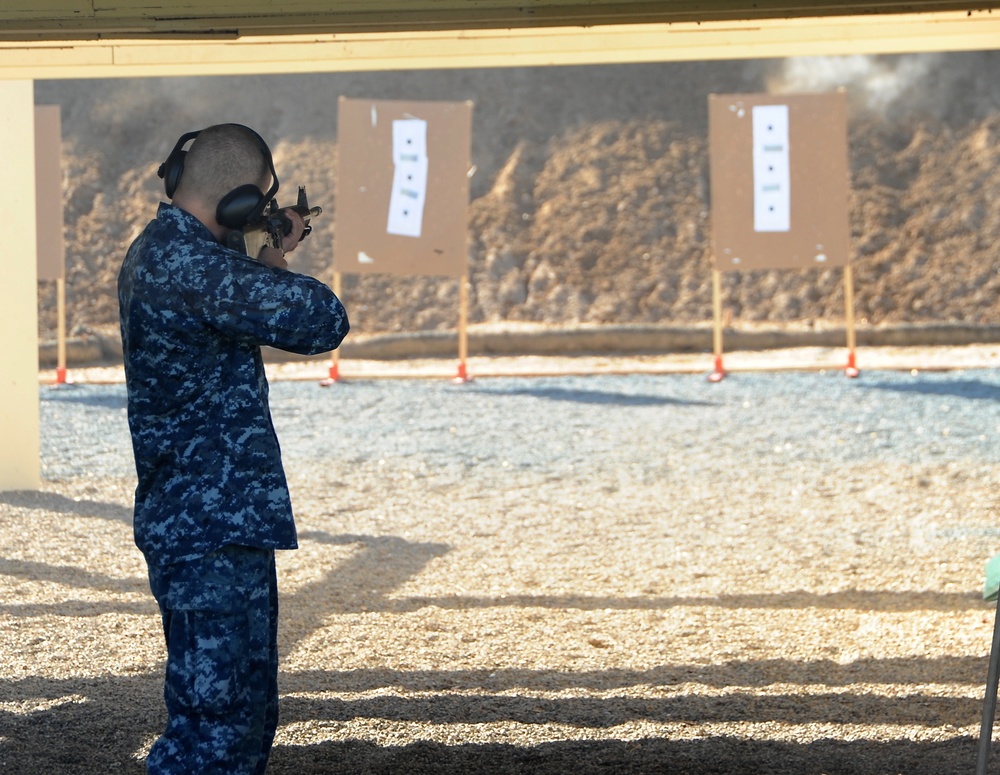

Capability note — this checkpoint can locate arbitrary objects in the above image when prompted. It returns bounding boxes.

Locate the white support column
[0,80,40,491]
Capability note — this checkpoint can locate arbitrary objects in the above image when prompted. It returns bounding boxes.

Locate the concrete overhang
[0,7,998,78]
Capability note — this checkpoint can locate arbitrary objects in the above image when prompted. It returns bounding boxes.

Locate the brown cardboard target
[335,97,472,278]
[709,92,849,272]
[35,105,64,282]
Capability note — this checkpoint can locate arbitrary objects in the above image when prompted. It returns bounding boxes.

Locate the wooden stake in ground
[321,271,343,386]
[709,268,725,382]
[453,271,473,383]
[844,263,859,378]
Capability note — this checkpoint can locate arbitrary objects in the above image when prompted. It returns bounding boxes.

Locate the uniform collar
[156,202,219,243]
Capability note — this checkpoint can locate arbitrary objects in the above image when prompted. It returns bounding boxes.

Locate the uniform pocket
[163,582,251,716]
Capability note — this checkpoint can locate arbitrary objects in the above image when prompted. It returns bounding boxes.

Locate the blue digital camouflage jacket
[118,203,349,566]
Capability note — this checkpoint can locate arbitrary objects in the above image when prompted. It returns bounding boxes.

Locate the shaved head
[173,124,271,207]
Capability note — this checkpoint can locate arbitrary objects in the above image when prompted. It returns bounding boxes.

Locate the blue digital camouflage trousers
[146,545,279,775]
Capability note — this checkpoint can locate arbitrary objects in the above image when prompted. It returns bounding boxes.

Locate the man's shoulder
[143,205,230,262]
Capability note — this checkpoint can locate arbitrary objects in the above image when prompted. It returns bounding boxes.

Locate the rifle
[227,186,322,259]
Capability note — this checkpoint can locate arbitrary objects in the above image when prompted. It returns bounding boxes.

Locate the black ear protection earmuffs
[157,124,280,230]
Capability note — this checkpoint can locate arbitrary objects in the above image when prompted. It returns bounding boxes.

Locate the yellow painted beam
[0,11,997,79]
[0,1,999,38]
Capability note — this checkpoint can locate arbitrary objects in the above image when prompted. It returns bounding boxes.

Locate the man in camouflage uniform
[118,124,349,774]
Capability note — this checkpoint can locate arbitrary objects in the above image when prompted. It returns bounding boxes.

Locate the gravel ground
[4,364,1000,773]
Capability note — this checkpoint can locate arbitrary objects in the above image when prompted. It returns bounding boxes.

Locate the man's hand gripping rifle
[228,186,322,260]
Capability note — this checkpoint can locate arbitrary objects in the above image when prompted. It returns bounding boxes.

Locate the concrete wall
[0,80,40,491]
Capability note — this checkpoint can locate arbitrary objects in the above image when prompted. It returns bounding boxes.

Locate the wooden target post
[321,270,344,385]
[843,263,859,377]
[708,91,855,381]
[454,269,471,383]
[330,97,474,384]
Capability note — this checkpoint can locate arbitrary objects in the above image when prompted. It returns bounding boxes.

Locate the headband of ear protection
[157,124,280,230]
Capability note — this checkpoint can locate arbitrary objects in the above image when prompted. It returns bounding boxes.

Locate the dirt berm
[32,51,1000,359]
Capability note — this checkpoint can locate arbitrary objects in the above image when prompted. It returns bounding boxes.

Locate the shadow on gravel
[0,490,133,524]
[277,686,981,727]
[861,377,1000,402]
[0,673,158,775]
[0,665,989,775]
[266,736,982,775]
[1,530,991,774]
[0,557,146,597]
[281,655,991,692]
[375,589,984,614]
[471,385,716,407]
[290,532,985,618]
